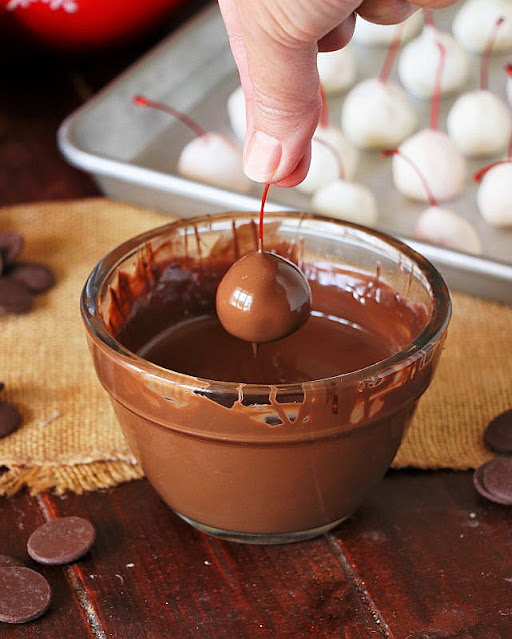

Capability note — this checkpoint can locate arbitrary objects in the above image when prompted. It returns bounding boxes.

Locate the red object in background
[0,0,187,51]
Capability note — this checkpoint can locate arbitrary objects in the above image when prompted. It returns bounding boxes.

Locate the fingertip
[273,147,312,188]
[243,130,283,183]
[244,88,320,184]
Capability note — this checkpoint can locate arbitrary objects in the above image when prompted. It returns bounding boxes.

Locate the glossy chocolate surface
[215,250,312,344]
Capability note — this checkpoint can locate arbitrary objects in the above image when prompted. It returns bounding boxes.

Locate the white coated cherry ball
[317,46,357,94]
[341,79,417,149]
[310,179,378,227]
[477,162,512,227]
[392,129,466,202]
[178,133,251,193]
[398,26,470,99]
[452,0,512,53]
[447,90,512,157]
[414,206,482,255]
[296,126,359,194]
[134,95,251,194]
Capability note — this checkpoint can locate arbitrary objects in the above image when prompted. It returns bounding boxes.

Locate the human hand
[218,0,459,186]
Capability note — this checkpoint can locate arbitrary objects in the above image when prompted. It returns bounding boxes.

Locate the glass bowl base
[176,513,350,544]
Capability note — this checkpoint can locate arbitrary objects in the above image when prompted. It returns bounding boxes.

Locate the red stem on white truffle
[133,95,207,138]
[473,158,512,181]
[379,22,404,84]
[382,148,437,206]
[430,41,446,132]
[424,9,434,27]
[313,135,345,180]
[473,133,512,181]
[506,63,512,78]
[480,17,505,91]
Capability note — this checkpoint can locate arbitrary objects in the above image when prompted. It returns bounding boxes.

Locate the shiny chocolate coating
[215,250,312,344]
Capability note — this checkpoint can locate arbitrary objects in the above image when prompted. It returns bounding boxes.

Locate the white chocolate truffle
[177,133,251,193]
[296,126,359,194]
[452,0,512,54]
[477,162,512,227]
[393,129,466,202]
[317,46,357,94]
[341,78,417,149]
[414,206,482,254]
[352,11,424,46]
[227,85,246,142]
[311,179,378,227]
[398,26,470,99]
[447,90,512,157]
[507,74,512,106]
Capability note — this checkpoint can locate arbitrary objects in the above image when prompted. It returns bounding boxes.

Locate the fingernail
[244,131,282,182]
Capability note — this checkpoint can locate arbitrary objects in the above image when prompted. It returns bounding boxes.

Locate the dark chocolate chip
[6,262,55,295]
[473,459,512,505]
[484,409,512,454]
[0,232,24,267]
[473,463,496,503]
[27,516,96,565]
[0,278,33,315]
[0,566,51,624]
[0,401,22,439]
[0,555,24,568]
[481,458,512,505]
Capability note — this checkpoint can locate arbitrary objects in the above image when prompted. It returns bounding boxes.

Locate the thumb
[219,0,358,186]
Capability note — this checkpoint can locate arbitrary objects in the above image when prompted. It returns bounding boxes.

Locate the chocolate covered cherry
[216,250,312,344]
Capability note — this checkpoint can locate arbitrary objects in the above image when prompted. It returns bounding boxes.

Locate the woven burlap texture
[0,198,510,495]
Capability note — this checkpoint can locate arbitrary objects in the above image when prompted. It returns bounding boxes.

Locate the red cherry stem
[424,9,434,27]
[379,22,404,84]
[258,182,271,253]
[430,41,446,132]
[133,95,207,138]
[473,132,512,181]
[481,17,505,91]
[313,135,345,180]
[319,84,329,129]
[382,148,437,206]
[506,63,512,78]
[473,159,512,181]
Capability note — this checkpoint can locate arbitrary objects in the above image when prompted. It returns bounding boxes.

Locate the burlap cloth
[0,198,510,496]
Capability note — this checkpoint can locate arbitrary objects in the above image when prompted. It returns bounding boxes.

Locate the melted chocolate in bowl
[137,269,423,384]
[82,213,451,543]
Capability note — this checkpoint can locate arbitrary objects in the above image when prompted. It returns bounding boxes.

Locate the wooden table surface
[1,7,511,638]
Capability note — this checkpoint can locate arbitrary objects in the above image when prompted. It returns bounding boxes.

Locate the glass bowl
[81,211,451,544]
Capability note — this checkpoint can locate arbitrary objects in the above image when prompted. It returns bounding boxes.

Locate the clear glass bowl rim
[81,211,452,394]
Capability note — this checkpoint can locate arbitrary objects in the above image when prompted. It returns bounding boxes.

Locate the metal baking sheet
[58,2,512,303]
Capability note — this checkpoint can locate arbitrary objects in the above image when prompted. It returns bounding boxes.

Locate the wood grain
[41,480,386,639]
[332,470,512,639]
